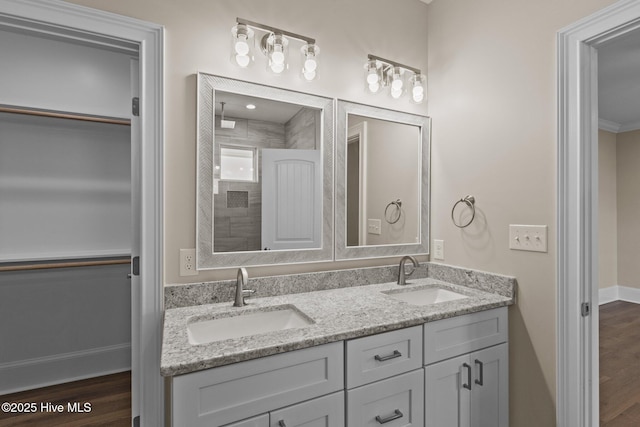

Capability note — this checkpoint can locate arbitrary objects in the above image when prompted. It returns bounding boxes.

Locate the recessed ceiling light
[246,104,256,110]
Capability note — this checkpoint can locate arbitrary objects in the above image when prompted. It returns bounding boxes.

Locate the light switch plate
[367,219,382,235]
[509,225,548,252]
[433,239,444,260]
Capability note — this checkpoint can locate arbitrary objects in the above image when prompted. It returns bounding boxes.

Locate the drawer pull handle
[374,350,402,362]
[463,362,472,390]
[375,409,404,424]
[278,421,286,427]
[475,359,484,386]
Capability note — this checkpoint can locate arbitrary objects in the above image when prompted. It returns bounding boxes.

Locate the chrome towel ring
[385,199,402,224]
[451,195,476,228]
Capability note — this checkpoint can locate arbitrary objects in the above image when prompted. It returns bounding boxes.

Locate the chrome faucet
[233,267,255,307]
[397,255,419,285]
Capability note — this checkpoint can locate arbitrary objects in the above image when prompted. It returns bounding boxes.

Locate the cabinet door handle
[462,363,472,390]
[278,421,286,427]
[475,359,484,386]
[375,409,404,424]
[374,350,402,362]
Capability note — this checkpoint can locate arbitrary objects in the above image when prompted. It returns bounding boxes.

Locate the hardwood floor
[600,301,640,426]
[0,371,131,427]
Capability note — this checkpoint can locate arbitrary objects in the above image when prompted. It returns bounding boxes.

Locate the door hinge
[132,256,140,276]
[581,302,591,317]
[133,415,140,427]
[132,97,140,116]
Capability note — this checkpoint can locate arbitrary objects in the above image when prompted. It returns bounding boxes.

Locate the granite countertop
[161,277,514,377]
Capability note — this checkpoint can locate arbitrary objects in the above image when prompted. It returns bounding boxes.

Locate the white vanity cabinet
[169,307,509,427]
[345,326,424,426]
[171,342,344,427]
[423,307,509,427]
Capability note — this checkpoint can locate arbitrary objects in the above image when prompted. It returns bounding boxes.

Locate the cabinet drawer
[424,307,507,365]
[172,342,343,427]
[346,326,422,388]
[347,369,424,427]
[270,391,344,427]
[224,414,269,427]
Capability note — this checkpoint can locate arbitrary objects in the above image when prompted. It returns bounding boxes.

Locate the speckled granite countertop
[161,277,514,377]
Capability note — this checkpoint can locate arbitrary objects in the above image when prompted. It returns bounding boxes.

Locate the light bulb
[270,62,285,73]
[367,70,379,85]
[413,92,424,103]
[234,35,249,55]
[235,54,250,67]
[303,70,317,81]
[412,84,424,102]
[271,49,285,65]
[304,57,317,73]
[392,77,403,91]
[391,87,402,99]
[368,82,380,93]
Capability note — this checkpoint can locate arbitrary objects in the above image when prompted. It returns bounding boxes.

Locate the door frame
[0,0,164,425]
[557,0,640,425]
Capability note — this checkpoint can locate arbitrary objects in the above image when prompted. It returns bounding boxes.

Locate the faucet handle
[242,289,256,304]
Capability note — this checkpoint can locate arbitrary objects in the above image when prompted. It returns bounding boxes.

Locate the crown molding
[598,118,621,133]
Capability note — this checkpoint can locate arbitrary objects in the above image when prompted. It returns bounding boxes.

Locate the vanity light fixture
[364,54,426,104]
[231,18,320,81]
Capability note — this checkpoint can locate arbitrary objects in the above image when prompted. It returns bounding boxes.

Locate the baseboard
[599,285,640,305]
[0,343,130,395]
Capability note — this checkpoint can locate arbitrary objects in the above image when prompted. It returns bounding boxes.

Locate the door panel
[261,149,321,250]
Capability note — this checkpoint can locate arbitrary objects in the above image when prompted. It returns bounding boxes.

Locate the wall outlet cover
[367,218,382,235]
[179,248,198,276]
[433,239,444,260]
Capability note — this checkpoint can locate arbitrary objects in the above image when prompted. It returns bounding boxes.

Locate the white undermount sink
[383,286,468,306]
[187,305,314,345]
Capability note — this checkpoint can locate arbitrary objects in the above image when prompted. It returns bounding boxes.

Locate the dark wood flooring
[0,371,131,427]
[600,301,640,426]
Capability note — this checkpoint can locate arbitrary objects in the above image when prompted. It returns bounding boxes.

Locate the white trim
[0,1,164,426]
[0,343,131,395]
[558,1,640,426]
[599,286,619,305]
[598,118,621,133]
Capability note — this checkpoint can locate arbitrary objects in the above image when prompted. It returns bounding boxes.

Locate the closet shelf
[0,257,131,272]
[0,104,131,126]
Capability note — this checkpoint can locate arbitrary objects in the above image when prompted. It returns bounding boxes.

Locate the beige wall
[426,0,616,426]
[599,130,618,290]
[617,129,640,289]
[68,0,429,284]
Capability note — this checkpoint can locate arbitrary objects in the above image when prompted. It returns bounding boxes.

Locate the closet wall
[598,129,640,304]
[0,28,134,393]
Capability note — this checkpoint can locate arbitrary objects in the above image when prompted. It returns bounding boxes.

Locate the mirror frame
[196,73,334,269]
[335,100,430,260]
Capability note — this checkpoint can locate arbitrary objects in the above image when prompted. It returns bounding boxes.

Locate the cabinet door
[270,392,344,427]
[425,354,471,427]
[470,344,508,427]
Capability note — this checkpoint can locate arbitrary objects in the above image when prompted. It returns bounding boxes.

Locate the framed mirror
[335,100,430,260]
[197,73,334,269]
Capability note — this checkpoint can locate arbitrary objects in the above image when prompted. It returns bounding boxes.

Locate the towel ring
[451,195,476,228]
[384,199,402,224]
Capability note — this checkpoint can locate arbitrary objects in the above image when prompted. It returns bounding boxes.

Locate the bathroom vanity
[162,270,514,427]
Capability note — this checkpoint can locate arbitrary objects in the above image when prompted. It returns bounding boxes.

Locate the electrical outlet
[179,248,198,276]
[433,239,444,260]
[509,225,548,252]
